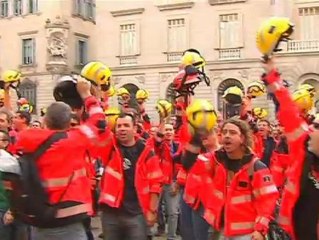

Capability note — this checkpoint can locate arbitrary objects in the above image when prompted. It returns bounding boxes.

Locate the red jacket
[99,138,163,217]
[191,150,278,237]
[265,70,311,239]
[183,153,213,210]
[15,96,104,218]
[270,152,291,188]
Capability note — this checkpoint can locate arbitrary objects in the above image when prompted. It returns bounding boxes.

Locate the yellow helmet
[247,81,266,98]
[80,61,112,86]
[105,107,121,131]
[186,99,217,131]
[181,49,206,69]
[136,89,149,101]
[222,86,244,105]
[19,103,33,113]
[116,87,130,97]
[106,85,116,97]
[2,70,21,83]
[252,107,268,119]
[292,89,314,114]
[156,99,173,119]
[256,17,294,56]
[298,83,316,98]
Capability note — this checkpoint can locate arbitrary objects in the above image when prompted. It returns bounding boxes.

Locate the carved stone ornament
[135,75,145,84]
[45,16,70,72]
[112,77,121,85]
[160,73,174,83]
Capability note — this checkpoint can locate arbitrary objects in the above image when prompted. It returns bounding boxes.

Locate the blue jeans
[163,184,180,240]
[33,222,86,240]
[0,210,28,240]
[101,209,148,240]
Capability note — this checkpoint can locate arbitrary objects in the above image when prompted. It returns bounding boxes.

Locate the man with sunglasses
[262,58,319,240]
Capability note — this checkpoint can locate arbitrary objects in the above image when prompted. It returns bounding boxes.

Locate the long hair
[221,116,253,153]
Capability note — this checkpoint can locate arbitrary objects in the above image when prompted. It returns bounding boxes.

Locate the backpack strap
[31,132,68,161]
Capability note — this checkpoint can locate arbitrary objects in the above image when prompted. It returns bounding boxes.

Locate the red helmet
[173,68,201,95]
[17,98,29,106]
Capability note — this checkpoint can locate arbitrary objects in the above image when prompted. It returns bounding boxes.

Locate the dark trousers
[0,210,28,240]
[180,189,211,240]
[101,209,148,240]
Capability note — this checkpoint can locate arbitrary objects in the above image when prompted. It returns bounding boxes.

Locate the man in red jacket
[262,57,319,240]
[16,78,104,240]
[99,112,163,240]
[182,117,278,240]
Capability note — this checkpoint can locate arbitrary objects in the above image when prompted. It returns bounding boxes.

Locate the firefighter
[98,112,163,240]
[181,115,278,240]
[261,57,319,240]
[15,78,104,240]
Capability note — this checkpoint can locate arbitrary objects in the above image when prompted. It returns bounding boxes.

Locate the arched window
[217,79,244,120]
[19,79,37,113]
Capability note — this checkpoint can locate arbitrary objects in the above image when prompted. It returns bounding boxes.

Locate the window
[299,7,319,40]
[219,13,243,48]
[167,18,187,52]
[74,0,95,20]
[74,0,83,15]
[85,0,95,19]
[22,38,35,65]
[14,0,22,15]
[19,79,37,113]
[77,39,88,65]
[120,23,138,56]
[0,0,8,17]
[28,0,38,14]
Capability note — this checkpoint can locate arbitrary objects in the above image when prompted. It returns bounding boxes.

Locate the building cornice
[18,30,38,36]
[156,2,194,11]
[110,8,145,17]
[108,52,319,72]
[208,0,246,6]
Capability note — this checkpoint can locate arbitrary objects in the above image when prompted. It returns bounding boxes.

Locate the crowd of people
[0,17,317,240]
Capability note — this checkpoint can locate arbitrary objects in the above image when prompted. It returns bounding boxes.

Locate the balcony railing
[166,51,184,62]
[209,0,246,5]
[287,39,319,53]
[119,55,138,65]
[218,48,242,60]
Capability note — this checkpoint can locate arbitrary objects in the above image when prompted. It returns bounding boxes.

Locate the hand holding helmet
[186,99,217,136]
[76,77,92,99]
[156,99,172,122]
[81,61,112,92]
[1,70,22,98]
